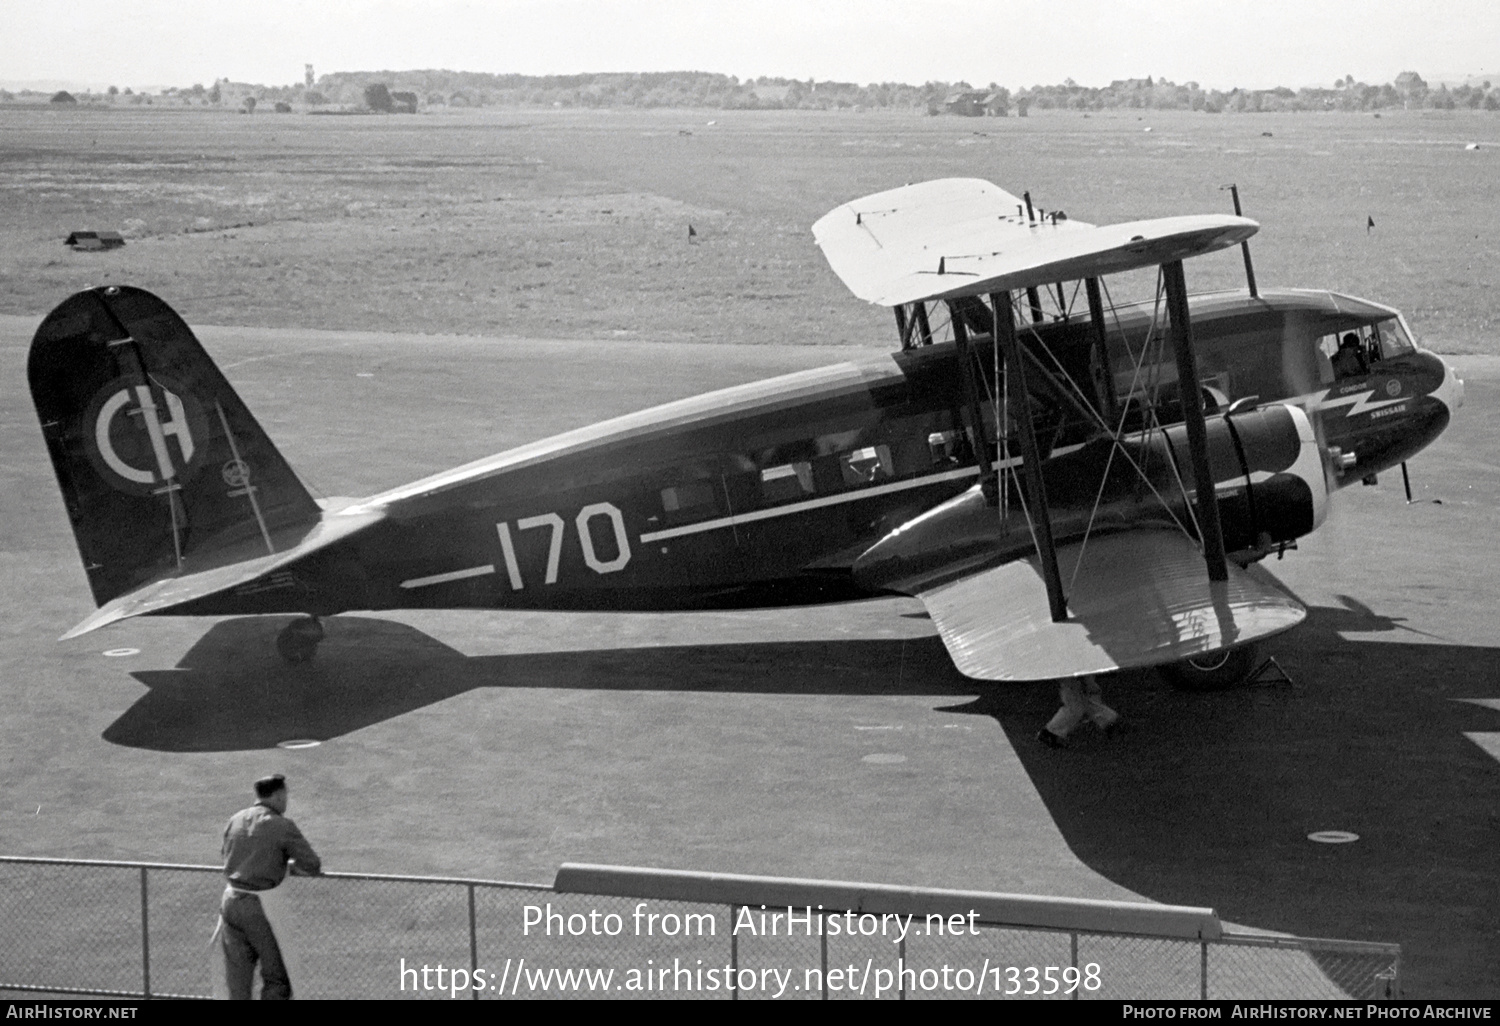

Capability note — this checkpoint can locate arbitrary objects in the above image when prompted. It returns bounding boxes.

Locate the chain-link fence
[0,856,1399,1000]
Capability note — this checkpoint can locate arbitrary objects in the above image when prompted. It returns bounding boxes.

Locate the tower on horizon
[305,64,314,88]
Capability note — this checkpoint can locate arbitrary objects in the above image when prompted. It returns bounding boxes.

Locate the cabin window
[929,430,963,464]
[840,445,893,485]
[653,476,725,528]
[874,412,963,475]
[760,462,814,503]
[660,480,718,520]
[1113,313,1320,417]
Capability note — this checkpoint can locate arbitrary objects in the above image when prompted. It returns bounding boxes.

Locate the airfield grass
[1,104,1498,352]
[2,104,1498,1000]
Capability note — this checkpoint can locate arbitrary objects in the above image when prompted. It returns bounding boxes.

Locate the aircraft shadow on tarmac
[103,599,1497,994]
[941,596,1500,997]
[104,614,977,754]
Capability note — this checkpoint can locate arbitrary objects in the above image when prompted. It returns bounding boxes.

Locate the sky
[1,0,1494,93]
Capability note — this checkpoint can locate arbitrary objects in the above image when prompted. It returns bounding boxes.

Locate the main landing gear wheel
[276,616,325,665]
[1161,645,1259,691]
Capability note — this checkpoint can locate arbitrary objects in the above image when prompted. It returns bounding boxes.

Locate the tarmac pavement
[1,314,1495,995]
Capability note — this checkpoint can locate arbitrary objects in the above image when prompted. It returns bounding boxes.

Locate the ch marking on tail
[87,379,206,492]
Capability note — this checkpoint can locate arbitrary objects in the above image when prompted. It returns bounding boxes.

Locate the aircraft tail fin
[29,286,322,608]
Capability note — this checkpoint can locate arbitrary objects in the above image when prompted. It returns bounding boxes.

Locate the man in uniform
[219,774,322,999]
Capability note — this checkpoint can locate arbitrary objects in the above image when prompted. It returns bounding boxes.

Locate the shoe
[1036,729,1065,749]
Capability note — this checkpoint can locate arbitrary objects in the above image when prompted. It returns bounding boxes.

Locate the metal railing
[0,856,1399,1000]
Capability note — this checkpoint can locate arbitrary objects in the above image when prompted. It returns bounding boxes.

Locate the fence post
[1200,940,1209,1000]
[819,910,828,1000]
[898,936,905,1001]
[1071,932,1079,1000]
[730,904,738,1001]
[468,884,479,1001]
[139,866,151,999]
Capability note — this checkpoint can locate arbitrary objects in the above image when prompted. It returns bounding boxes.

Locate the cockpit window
[1317,318,1414,381]
[1370,317,1415,358]
[1321,330,1370,380]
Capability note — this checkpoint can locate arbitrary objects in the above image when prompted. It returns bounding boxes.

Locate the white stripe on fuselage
[400,564,496,589]
[639,466,980,543]
[398,445,1090,589]
[639,444,1086,543]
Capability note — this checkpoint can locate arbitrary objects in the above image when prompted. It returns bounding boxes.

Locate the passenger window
[841,445,893,485]
[660,480,719,523]
[929,430,963,465]
[760,462,814,503]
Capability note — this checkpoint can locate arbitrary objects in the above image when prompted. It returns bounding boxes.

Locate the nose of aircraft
[1437,358,1466,413]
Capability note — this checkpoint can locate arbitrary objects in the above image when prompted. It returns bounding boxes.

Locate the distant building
[65,231,125,250]
[983,91,1010,116]
[943,90,988,116]
[50,90,77,105]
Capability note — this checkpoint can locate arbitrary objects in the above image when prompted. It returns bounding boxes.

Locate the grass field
[2,104,1498,999]
[2,104,1497,351]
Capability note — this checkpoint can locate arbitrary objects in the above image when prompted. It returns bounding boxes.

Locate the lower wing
[917,529,1304,681]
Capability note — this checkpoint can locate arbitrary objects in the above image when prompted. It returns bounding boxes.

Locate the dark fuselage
[198,290,1457,620]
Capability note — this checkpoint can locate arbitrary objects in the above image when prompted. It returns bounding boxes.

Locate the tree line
[5,69,1497,113]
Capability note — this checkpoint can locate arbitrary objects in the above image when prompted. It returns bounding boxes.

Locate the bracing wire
[1008,273,1200,593]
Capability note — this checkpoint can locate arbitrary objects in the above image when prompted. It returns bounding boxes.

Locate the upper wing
[813,178,1257,306]
[915,529,1304,682]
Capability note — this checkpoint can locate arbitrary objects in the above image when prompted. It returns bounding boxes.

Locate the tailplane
[29,286,322,607]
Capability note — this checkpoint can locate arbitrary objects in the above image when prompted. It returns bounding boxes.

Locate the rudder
[29,286,321,606]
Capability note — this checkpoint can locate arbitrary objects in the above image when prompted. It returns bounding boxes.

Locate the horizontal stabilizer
[917,530,1304,681]
[813,178,1257,306]
[60,509,383,639]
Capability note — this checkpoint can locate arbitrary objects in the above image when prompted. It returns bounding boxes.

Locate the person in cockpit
[1332,333,1368,379]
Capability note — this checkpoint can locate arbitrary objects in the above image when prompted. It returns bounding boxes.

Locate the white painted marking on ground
[1463,734,1500,763]
[862,753,906,764]
[1307,831,1359,844]
[1454,701,1500,765]
[277,739,322,750]
[103,648,140,657]
[1454,698,1500,712]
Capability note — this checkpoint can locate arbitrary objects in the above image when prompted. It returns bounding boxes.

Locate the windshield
[1371,317,1416,358]
[1316,316,1417,381]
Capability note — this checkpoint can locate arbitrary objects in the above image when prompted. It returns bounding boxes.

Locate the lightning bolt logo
[1307,384,1407,419]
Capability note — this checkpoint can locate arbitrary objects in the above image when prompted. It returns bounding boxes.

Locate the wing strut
[1084,277,1119,423]
[993,290,1068,622]
[950,303,995,486]
[1163,260,1229,582]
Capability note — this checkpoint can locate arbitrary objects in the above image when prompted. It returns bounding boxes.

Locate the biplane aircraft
[29,178,1462,686]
